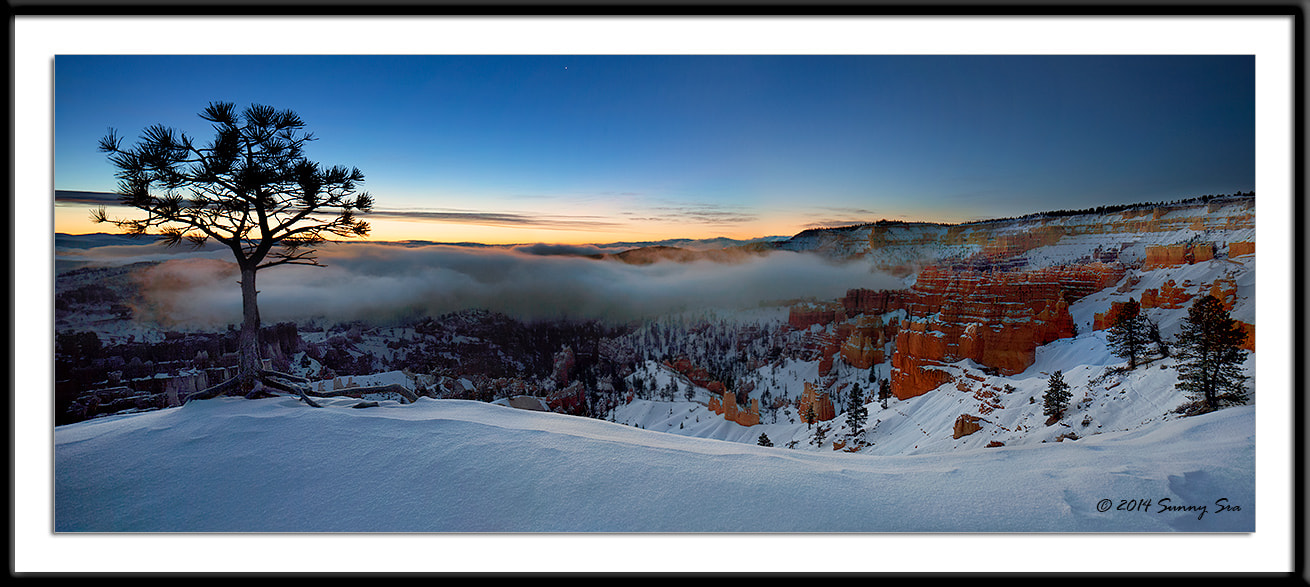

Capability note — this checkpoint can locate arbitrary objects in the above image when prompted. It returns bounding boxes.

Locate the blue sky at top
[53,54,1254,244]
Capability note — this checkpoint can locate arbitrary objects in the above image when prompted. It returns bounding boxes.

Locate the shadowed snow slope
[55,396,1253,532]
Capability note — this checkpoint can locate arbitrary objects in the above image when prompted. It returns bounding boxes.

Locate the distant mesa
[596,244,770,265]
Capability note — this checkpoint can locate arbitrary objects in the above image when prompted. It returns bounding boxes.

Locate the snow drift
[55,395,1253,533]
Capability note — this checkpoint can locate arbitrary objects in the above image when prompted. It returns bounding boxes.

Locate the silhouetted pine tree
[93,102,372,399]
[1174,295,1249,412]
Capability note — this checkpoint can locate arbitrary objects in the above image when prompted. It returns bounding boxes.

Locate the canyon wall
[788,288,907,332]
[1143,242,1215,270]
[778,195,1254,412]
[890,263,1125,400]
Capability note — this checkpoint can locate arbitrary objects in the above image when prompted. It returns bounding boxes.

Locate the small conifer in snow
[1043,370,1071,422]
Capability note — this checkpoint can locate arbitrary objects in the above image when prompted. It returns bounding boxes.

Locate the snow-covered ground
[50,394,1253,533]
[39,391,1277,573]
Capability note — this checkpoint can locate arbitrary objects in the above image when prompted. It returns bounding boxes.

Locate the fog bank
[70,241,907,327]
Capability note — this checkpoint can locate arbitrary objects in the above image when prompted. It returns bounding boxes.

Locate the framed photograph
[14,9,1300,576]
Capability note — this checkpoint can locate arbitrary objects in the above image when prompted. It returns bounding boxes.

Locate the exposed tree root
[301,383,419,404]
[259,369,310,384]
[181,370,419,409]
[256,372,322,408]
[183,377,240,403]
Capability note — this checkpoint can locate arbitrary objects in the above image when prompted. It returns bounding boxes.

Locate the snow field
[55,394,1254,533]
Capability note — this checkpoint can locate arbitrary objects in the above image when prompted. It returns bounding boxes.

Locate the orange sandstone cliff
[890,263,1124,400]
[798,381,836,424]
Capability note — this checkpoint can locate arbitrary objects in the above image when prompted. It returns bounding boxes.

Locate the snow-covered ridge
[770,194,1255,270]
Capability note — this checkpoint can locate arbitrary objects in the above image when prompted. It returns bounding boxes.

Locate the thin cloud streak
[57,191,626,231]
[364,207,625,231]
[54,190,120,205]
[637,204,759,225]
[61,191,767,236]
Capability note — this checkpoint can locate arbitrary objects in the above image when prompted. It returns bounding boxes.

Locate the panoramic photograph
[49,53,1258,535]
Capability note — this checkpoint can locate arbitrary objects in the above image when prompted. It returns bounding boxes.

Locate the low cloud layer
[68,241,906,327]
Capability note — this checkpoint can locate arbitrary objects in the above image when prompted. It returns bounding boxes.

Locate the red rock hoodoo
[838,314,895,369]
[1208,276,1239,311]
[1093,299,1138,331]
[709,390,760,427]
[665,355,717,390]
[1140,279,1193,310]
[798,381,836,424]
[952,414,983,439]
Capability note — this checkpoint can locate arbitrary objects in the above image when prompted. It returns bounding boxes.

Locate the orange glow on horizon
[357,216,800,245]
[55,204,824,246]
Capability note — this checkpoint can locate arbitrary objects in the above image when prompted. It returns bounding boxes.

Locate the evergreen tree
[93,102,372,397]
[812,424,828,447]
[1043,370,1071,420]
[1174,295,1249,411]
[1106,298,1148,369]
[845,382,868,442]
[877,378,892,402]
[1147,317,1170,358]
[757,432,773,447]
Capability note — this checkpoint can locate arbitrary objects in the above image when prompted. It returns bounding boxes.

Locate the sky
[53,54,1255,245]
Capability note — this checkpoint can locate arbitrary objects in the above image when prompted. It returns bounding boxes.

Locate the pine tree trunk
[237,265,262,394]
[1204,356,1218,410]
